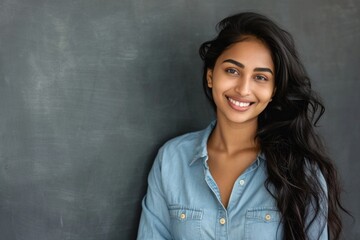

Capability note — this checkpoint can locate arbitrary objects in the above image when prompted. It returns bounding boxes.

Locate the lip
[227,96,254,111]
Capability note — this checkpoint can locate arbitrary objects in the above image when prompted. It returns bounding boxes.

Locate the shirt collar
[188,120,216,166]
[188,120,266,166]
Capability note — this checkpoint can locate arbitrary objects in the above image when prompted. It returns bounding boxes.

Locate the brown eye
[255,75,267,81]
[226,68,239,75]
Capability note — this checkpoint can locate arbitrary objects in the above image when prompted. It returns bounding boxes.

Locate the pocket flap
[169,205,203,221]
[246,207,281,223]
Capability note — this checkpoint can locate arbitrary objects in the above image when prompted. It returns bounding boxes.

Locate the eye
[255,75,268,81]
[225,68,239,75]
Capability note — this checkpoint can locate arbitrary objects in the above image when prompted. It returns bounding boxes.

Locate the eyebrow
[223,59,274,75]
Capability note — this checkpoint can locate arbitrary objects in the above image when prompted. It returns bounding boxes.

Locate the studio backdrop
[0,0,359,239]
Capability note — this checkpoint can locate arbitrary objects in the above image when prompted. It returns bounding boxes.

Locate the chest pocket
[169,205,203,240]
[245,207,283,240]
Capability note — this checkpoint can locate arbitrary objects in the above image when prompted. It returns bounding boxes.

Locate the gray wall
[0,0,359,239]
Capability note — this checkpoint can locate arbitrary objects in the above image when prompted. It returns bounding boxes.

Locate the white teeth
[229,98,251,107]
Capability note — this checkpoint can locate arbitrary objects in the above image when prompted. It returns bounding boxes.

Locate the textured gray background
[0,0,359,239]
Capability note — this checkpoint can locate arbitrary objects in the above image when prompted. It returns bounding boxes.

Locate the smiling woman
[206,37,276,129]
[205,37,276,208]
[137,12,347,240]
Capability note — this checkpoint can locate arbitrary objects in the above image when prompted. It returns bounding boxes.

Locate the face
[207,36,275,126]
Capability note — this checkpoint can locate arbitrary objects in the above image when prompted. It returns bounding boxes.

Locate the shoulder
[165,130,203,148]
[153,122,215,168]
[147,127,209,184]
[158,128,205,160]
[303,160,328,199]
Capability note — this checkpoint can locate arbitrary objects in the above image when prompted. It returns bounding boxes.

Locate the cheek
[210,82,229,107]
[212,76,234,92]
[258,86,275,101]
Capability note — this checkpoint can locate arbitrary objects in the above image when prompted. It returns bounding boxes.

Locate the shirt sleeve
[137,148,172,240]
[305,166,329,240]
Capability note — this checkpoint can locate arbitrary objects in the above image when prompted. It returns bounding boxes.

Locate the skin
[206,36,276,208]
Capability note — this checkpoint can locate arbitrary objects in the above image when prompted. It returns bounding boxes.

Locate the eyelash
[225,68,239,75]
[225,68,268,81]
[255,75,268,81]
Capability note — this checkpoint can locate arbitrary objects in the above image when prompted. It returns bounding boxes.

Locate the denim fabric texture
[137,121,328,240]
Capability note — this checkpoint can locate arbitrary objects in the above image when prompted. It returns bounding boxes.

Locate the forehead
[217,37,274,69]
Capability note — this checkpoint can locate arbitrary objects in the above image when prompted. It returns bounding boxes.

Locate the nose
[235,76,251,96]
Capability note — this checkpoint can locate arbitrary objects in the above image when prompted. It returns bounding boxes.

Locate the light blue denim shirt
[137,122,328,240]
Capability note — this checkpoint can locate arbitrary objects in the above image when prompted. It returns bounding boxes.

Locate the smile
[227,97,253,107]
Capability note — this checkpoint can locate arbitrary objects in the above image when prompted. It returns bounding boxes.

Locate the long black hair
[199,12,347,239]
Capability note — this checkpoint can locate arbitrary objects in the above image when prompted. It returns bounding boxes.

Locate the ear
[206,69,213,88]
[269,87,276,102]
[272,87,277,97]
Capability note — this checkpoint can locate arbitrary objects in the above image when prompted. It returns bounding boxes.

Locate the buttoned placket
[203,155,258,240]
[204,159,230,240]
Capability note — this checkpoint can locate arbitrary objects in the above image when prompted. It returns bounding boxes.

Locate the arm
[137,149,172,240]
[306,166,329,240]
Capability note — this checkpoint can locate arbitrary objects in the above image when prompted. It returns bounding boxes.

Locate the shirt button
[239,179,245,185]
[180,213,186,219]
[219,218,226,225]
[265,214,271,221]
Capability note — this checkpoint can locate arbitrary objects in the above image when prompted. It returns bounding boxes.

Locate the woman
[137,12,345,239]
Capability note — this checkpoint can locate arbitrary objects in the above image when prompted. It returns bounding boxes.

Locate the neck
[209,118,259,155]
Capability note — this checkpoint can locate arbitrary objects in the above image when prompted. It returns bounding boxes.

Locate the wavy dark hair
[199,12,347,239]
